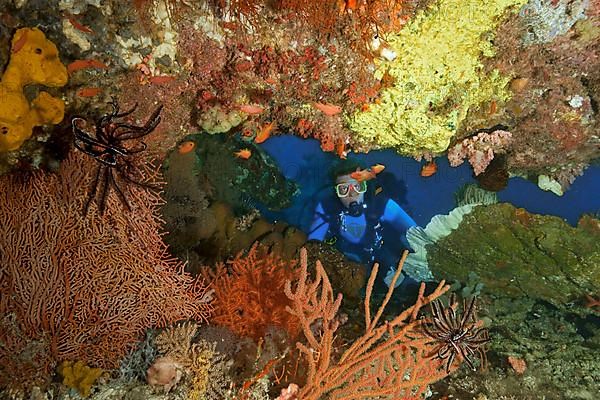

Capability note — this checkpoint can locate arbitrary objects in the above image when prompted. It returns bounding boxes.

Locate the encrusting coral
[427,203,600,308]
[0,27,67,152]
[447,129,513,175]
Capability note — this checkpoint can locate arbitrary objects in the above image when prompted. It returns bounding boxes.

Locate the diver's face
[336,174,365,209]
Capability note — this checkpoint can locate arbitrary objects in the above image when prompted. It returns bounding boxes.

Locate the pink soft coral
[447,130,512,175]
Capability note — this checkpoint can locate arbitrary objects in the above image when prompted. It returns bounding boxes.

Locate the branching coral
[283,249,455,399]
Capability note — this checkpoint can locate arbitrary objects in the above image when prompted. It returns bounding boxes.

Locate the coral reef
[385,188,501,287]
[282,249,457,399]
[519,0,589,45]
[198,105,247,134]
[303,240,367,301]
[0,27,67,152]
[151,322,233,399]
[0,313,54,392]
[435,295,600,399]
[161,141,216,257]
[348,0,525,156]
[475,9,600,182]
[161,134,305,267]
[119,330,160,382]
[191,133,298,212]
[1,0,598,398]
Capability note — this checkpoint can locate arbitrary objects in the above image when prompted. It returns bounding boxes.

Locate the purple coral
[448,130,513,175]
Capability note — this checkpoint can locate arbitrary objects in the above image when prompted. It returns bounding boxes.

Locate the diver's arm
[381,199,417,232]
[307,203,330,241]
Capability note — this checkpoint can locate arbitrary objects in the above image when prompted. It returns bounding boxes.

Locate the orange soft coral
[208,244,300,341]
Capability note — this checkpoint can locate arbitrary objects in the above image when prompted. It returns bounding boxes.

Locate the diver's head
[330,159,369,212]
[335,174,367,212]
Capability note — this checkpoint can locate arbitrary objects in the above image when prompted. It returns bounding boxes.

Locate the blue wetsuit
[308,195,417,273]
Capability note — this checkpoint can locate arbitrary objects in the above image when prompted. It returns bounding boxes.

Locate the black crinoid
[71,98,163,215]
[422,293,491,373]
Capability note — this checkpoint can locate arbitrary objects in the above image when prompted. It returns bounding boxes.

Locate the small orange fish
[76,87,102,97]
[350,168,376,182]
[420,161,437,177]
[67,15,94,34]
[346,0,358,10]
[335,140,347,159]
[239,104,265,115]
[235,148,252,159]
[313,102,342,116]
[148,75,176,84]
[350,164,385,182]
[178,140,196,155]
[489,100,497,115]
[338,0,357,13]
[255,121,276,144]
[370,164,385,174]
[67,59,109,74]
[11,30,27,53]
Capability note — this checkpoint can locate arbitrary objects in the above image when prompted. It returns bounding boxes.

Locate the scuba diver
[307,159,418,289]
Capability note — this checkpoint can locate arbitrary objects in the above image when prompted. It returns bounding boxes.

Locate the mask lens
[336,183,350,197]
[353,181,367,193]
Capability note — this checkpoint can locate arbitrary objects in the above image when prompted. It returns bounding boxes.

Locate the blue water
[258,135,600,230]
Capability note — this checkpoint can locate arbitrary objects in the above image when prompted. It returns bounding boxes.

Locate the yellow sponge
[57,360,103,398]
[0,27,68,152]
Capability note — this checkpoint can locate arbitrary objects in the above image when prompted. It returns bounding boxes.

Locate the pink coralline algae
[448,130,512,176]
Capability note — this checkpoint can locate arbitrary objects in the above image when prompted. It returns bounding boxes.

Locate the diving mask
[335,181,367,197]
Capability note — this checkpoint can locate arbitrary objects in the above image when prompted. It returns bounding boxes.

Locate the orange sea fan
[208,244,300,341]
[0,151,213,390]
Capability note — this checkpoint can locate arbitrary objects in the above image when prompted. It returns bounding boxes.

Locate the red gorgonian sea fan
[207,244,300,342]
[0,151,213,390]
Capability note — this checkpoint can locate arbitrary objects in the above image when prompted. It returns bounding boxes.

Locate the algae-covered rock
[427,203,600,306]
[191,133,298,212]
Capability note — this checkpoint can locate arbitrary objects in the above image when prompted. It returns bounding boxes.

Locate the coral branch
[286,249,452,399]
